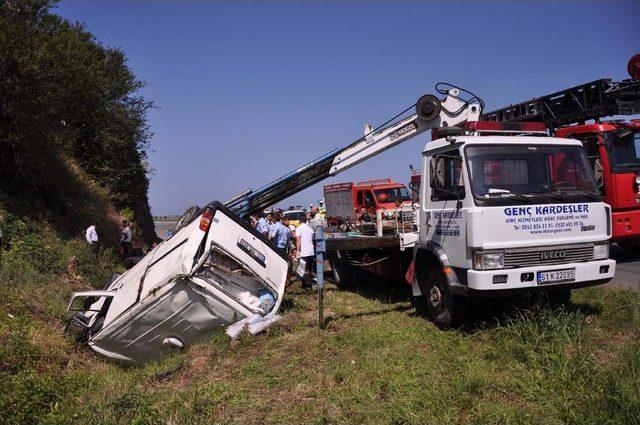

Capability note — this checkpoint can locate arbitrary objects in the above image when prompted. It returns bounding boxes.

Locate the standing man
[249,214,258,229]
[317,200,326,219]
[310,210,327,230]
[295,215,315,290]
[267,213,277,239]
[306,212,315,230]
[255,214,269,237]
[85,223,99,258]
[121,220,133,259]
[272,215,292,258]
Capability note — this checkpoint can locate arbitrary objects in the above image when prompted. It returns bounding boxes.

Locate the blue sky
[54,1,640,215]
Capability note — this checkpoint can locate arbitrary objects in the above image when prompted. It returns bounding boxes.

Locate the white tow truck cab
[411,124,615,327]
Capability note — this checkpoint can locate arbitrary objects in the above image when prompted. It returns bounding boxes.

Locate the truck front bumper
[464,259,615,298]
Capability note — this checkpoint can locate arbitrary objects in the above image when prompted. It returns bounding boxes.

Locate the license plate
[537,269,575,284]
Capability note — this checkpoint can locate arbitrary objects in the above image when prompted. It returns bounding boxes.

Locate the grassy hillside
[0,0,156,244]
[1,219,639,425]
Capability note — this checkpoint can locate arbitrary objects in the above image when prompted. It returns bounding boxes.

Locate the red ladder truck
[483,54,640,248]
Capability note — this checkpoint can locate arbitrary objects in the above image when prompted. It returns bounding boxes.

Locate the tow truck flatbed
[325,233,402,251]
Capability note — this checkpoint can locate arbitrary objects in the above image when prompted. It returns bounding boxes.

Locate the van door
[190,202,288,313]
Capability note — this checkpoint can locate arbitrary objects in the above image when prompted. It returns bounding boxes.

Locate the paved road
[608,244,640,291]
[155,220,177,239]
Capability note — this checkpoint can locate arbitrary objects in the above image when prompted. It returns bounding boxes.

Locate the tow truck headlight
[473,251,504,270]
[593,242,610,260]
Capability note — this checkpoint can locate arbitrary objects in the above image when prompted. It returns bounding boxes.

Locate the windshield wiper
[554,188,601,201]
[530,188,600,203]
[482,190,534,203]
[529,191,569,202]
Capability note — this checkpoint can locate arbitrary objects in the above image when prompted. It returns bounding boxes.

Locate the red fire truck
[483,54,640,248]
[555,120,640,247]
[324,178,412,225]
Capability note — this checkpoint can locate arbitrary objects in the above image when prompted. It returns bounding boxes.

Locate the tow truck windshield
[465,144,600,206]
[608,130,640,171]
[373,187,411,203]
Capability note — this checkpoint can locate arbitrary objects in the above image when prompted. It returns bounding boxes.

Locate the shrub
[1,215,66,276]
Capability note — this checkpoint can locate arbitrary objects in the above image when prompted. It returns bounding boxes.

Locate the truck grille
[504,244,594,268]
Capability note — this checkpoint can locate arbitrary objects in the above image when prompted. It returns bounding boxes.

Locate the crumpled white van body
[67,202,288,362]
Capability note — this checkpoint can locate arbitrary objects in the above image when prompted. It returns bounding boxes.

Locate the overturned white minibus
[67,202,288,362]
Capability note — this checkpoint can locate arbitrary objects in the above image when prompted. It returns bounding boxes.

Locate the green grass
[1,224,640,424]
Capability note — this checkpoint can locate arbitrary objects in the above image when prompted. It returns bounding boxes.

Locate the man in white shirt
[309,210,327,231]
[120,220,133,259]
[256,215,269,236]
[295,215,315,290]
[85,223,99,258]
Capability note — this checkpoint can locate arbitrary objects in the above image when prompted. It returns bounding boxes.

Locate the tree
[0,0,157,243]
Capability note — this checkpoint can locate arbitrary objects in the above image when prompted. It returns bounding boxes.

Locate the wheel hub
[429,285,442,308]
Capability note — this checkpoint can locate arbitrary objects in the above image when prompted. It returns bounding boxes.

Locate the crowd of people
[81,202,328,286]
[249,204,327,290]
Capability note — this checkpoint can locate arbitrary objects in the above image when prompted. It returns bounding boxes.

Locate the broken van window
[195,247,276,314]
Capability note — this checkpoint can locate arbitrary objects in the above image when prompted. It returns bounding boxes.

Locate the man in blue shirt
[267,213,277,238]
[271,216,291,257]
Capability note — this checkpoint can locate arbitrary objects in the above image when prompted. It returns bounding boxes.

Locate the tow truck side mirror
[430,154,464,209]
[429,157,443,189]
[431,154,461,189]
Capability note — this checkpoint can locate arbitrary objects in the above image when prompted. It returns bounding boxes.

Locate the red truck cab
[556,119,640,245]
[324,178,412,225]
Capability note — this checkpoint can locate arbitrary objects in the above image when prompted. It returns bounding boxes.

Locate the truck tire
[415,267,465,329]
[547,288,571,307]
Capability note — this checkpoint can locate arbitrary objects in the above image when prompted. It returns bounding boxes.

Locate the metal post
[315,225,326,329]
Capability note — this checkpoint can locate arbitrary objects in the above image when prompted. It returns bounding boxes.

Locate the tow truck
[215,84,616,326]
[68,83,616,361]
[483,54,640,249]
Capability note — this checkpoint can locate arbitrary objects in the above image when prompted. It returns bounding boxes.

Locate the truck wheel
[415,267,465,329]
[547,288,571,307]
